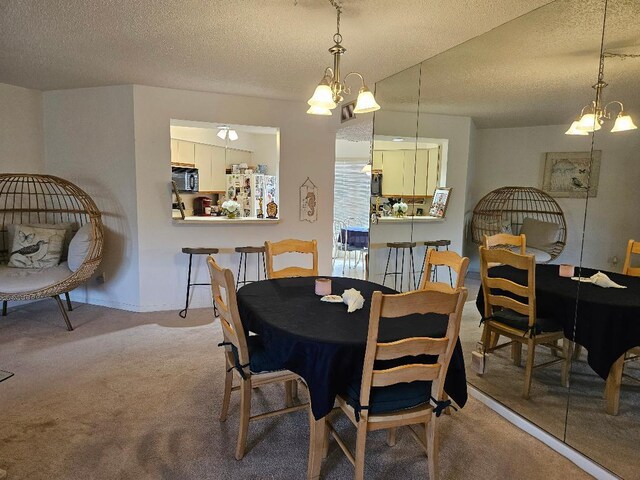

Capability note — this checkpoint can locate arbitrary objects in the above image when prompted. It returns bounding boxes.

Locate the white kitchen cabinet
[194,143,213,191]
[210,147,227,192]
[170,139,179,164]
[427,147,440,196]
[177,140,195,165]
[372,151,383,170]
[381,150,405,197]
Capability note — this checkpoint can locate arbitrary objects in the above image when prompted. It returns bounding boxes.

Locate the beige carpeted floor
[0,300,593,480]
[461,301,640,480]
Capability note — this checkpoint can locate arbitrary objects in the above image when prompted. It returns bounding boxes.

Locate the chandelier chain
[329,0,342,36]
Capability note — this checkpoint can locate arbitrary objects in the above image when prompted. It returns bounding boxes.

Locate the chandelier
[565,1,637,135]
[217,125,238,141]
[307,0,380,116]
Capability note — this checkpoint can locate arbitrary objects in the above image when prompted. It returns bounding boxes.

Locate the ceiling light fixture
[565,1,637,135]
[217,126,239,141]
[307,0,380,116]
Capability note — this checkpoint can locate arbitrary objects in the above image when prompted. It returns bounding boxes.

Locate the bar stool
[235,246,267,290]
[382,242,417,292]
[179,247,219,318]
[419,240,453,287]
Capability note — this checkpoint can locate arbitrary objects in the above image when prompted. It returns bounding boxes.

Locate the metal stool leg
[432,246,439,283]
[179,254,194,318]
[383,247,393,287]
[409,246,416,290]
[400,247,406,292]
[236,252,244,290]
[261,252,267,280]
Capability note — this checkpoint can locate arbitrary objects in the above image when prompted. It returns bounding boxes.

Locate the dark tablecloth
[339,227,368,249]
[237,276,467,419]
[476,264,640,379]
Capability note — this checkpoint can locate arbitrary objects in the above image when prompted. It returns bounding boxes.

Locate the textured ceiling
[0,0,549,99]
[376,0,640,128]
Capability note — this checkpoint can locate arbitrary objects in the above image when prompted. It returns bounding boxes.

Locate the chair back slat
[371,364,441,387]
[623,239,640,277]
[358,288,467,413]
[207,256,249,365]
[487,295,530,317]
[479,246,536,329]
[375,337,449,360]
[420,249,470,291]
[484,277,529,298]
[265,239,318,279]
[483,233,526,254]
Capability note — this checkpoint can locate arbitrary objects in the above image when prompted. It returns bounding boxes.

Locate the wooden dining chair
[313,288,467,480]
[207,256,307,460]
[483,233,526,254]
[479,247,571,399]
[419,249,470,292]
[623,239,640,277]
[605,239,640,414]
[264,239,318,279]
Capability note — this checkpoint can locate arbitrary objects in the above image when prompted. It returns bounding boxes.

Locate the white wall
[0,83,44,173]
[471,124,640,271]
[43,86,141,310]
[133,85,336,311]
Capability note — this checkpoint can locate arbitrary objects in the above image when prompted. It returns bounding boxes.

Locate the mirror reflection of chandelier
[566,0,637,135]
[217,126,238,141]
[306,0,380,116]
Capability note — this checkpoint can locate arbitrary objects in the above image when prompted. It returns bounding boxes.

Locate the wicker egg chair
[0,174,104,330]
[471,186,567,261]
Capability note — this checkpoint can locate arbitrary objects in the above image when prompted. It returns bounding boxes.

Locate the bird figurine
[11,240,48,258]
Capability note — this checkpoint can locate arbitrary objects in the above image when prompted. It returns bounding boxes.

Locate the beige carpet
[461,301,640,480]
[0,300,592,479]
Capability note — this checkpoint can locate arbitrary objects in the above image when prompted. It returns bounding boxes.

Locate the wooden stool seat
[386,241,417,248]
[424,239,451,247]
[235,246,265,254]
[182,247,219,255]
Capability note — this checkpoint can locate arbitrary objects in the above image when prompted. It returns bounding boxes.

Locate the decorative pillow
[8,223,74,261]
[67,224,94,272]
[520,217,560,251]
[8,225,64,268]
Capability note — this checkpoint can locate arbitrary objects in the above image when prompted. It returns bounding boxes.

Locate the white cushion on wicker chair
[0,262,73,294]
[527,247,552,264]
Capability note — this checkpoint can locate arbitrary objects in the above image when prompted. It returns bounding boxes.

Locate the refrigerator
[226,174,278,218]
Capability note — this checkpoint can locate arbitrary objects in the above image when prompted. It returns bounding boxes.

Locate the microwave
[172,167,199,192]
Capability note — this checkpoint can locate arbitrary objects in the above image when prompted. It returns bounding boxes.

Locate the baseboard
[468,386,620,480]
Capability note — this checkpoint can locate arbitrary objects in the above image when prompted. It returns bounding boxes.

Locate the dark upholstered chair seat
[230,335,284,374]
[492,308,562,335]
[344,378,432,415]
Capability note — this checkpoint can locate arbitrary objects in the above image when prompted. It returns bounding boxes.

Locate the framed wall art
[429,187,451,218]
[542,151,601,198]
[299,177,318,222]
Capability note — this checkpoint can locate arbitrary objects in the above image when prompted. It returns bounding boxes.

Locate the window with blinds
[334,159,370,228]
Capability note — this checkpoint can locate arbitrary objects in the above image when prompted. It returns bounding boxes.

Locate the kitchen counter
[374,215,444,224]
[173,215,280,224]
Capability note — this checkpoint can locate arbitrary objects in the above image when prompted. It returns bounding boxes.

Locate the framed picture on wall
[542,151,601,198]
[429,187,452,218]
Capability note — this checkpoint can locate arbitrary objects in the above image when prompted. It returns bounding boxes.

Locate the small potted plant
[222,199,241,219]
[392,201,408,218]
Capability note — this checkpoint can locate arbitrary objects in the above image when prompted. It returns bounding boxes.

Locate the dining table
[237,276,468,478]
[476,263,640,414]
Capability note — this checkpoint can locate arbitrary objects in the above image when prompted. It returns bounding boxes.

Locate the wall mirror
[170,119,280,221]
[565,1,640,477]
[370,0,640,476]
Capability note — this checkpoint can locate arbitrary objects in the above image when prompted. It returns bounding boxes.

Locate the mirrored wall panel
[369,0,640,475]
[565,0,640,477]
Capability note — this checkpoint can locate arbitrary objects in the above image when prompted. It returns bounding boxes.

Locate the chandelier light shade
[307,0,380,116]
[217,126,239,141]
[566,1,637,136]
[611,112,638,132]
